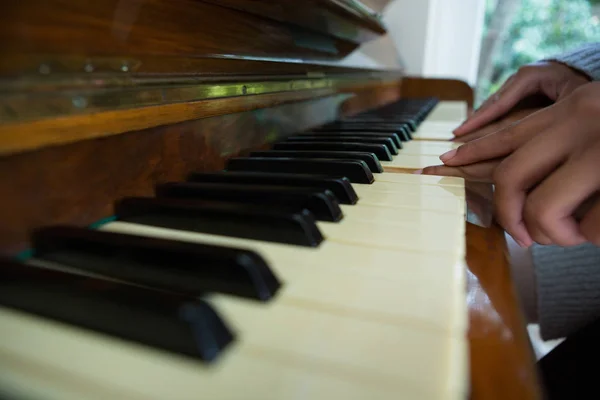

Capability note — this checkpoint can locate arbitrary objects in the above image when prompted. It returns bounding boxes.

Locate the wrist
[548,60,593,81]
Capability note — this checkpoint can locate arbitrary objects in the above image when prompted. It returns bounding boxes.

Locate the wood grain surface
[0,93,356,255]
[466,222,542,400]
[202,0,386,43]
[402,77,475,110]
[0,0,359,63]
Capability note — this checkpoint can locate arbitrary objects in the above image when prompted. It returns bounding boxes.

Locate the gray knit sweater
[532,43,600,340]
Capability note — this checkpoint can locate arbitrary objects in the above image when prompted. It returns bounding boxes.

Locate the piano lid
[0,0,403,156]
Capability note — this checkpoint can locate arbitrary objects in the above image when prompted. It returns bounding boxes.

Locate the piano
[0,1,541,399]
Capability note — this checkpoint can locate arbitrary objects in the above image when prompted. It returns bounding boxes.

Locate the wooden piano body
[0,1,540,399]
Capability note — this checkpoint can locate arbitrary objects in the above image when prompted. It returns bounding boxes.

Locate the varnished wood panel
[0,89,346,156]
[402,77,475,110]
[0,94,353,255]
[0,77,405,156]
[0,0,359,67]
[0,53,399,77]
[466,222,541,400]
[339,81,403,116]
[202,0,386,43]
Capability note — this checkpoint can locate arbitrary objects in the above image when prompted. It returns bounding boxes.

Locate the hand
[431,82,600,248]
[453,61,590,137]
[420,108,542,181]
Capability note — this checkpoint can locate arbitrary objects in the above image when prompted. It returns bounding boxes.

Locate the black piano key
[314,123,415,135]
[299,131,402,148]
[187,171,358,205]
[225,157,374,184]
[273,142,393,162]
[115,197,323,247]
[327,121,417,132]
[32,226,281,301]
[249,150,383,173]
[284,136,399,155]
[156,182,343,222]
[401,128,413,141]
[0,258,234,362]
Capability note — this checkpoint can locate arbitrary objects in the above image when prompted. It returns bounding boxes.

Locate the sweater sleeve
[531,243,600,341]
[543,42,600,81]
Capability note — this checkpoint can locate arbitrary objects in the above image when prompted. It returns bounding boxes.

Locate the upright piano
[0,1,541,399]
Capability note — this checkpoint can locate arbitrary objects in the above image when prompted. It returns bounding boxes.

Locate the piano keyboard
[0,98,470,400]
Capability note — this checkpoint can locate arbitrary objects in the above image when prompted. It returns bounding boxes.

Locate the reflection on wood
[466,222,541,400]
[0,94,351,255]
[0,0,359,62]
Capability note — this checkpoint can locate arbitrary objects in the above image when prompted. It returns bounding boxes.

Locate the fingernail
[516,238,532,248]
[412,169,423,175]
[439,149,457,163]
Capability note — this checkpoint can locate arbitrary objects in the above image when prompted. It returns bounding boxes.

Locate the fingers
[451,107,544,144]
[523,145,600,246]
[440,106,553,167]
[419,160,500,183]
[453,73,538,136]
[492,126,570,247]
[580,197,600,246]
[451,122,501,143]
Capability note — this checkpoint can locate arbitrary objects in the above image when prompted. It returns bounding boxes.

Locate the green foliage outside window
[477,0,600,105]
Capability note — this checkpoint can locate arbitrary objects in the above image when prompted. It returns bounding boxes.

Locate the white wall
[339,0,486,87]
[423,0,486,86]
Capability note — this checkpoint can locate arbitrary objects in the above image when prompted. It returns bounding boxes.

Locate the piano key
[101,221,465,329]
[249,150,383,173]
[316,219,462,254]
[0,259,234,362]
[113,186,464,253]
[397,141,459,156]
[339,203,463,231]
[354,181,465,199]
[284,136,400,154]
[156,182,343,222]
[187,171,358,205]
[299,130,402,148]
[273,141,393,161]
[377,171,464,187]
[0,293,464,400]
[31,226,281,301]
[425,100,468,122]
[194,166,463,215]
[225,157,374,184]
[381,154,449,172]
[312,126,412,141]
[114,197,324,247]
[317,123,415,134]
[411,121,459,141]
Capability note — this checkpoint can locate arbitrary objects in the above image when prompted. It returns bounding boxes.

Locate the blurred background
[348,0,600,107]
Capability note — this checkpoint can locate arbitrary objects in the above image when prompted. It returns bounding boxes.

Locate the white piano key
[411,121,458,141]
[381,154,447,171]
[375,172,464,187]
[346,189,465,214]
[101,221,465,330]
[317,219,462,255]
[0,298,464,400]
[397,141,460,156]
[340,204,464,229]
[354,181,465,198]
[426,101,468,122]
